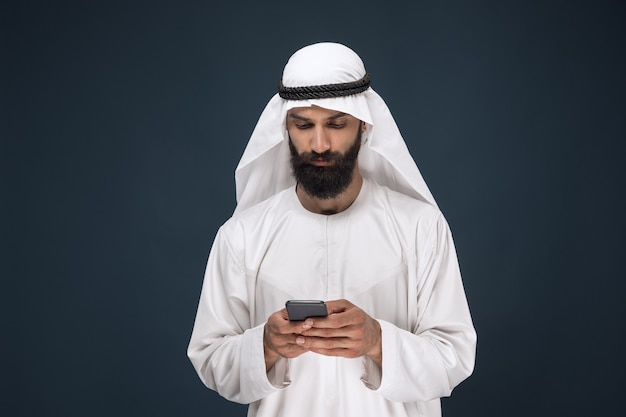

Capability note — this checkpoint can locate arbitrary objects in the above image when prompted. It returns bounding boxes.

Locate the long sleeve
[187,228,282,403]
[365,214,476,402]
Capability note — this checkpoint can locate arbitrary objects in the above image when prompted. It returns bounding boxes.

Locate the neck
[296,166,363,215]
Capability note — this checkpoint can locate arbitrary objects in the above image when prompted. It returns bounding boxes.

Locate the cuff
[360,355,382,390]
[368,320,399,395]
[267,357,291,388]
[241,323,291,398]
[240,323,287,400]
[360,319,386,390]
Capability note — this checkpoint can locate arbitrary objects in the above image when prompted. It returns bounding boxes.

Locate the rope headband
[278,73,371,100]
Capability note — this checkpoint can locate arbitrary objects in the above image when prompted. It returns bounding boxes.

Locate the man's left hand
[297,299,382,367]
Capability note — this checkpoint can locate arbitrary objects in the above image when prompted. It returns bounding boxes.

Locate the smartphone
[285,300,328,321]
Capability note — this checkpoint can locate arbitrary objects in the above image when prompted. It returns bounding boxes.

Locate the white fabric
[188,180,476,417]
[234,42,437,214]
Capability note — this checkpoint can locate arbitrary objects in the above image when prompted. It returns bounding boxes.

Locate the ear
[361,121,367,132]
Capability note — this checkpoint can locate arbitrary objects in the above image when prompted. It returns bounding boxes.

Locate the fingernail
[296,336,305,345]
[302,319,313,330]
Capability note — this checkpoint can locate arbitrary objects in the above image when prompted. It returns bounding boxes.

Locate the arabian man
[188,42,476,417]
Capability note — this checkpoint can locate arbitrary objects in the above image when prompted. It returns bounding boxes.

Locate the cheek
[335,130,360,152]
[288,129,309,150]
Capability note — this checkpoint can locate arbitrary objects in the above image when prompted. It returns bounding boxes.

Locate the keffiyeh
[234,42,437,214]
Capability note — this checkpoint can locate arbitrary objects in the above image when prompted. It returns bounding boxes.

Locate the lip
[310,159,332,167]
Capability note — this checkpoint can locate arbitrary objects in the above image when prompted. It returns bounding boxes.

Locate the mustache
[295,150,343,164]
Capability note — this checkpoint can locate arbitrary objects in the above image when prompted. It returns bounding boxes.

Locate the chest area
[254,213,406,300]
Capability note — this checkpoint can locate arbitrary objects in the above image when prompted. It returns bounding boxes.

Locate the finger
[272,308,301,326]
[269,316,315,335]
[297,335,353,350]
[277,343,310,359]
[305,311,358,329]
[324,299,353,315]
[300,325,362,339]
[309,347,361,358]
[272,330,317,349]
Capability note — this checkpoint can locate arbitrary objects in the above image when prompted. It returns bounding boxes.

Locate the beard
[289,129,362,200]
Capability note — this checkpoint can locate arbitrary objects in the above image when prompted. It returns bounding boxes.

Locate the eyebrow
[288,112,347,122]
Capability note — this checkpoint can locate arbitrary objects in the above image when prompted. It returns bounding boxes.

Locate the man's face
[286,106,363,199]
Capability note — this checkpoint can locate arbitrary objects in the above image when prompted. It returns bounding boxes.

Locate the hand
[297,299,382,367]
[263,308,314,371]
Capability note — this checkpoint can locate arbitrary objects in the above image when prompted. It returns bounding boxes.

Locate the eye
[328,123,346,129]
[295,123,313,130]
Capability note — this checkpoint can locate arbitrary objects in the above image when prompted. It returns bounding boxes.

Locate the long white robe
[188,179,476,417]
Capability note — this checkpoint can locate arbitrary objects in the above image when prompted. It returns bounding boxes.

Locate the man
[188,42,476,417]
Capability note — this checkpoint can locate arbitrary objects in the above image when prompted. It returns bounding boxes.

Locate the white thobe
[188,179,476,417]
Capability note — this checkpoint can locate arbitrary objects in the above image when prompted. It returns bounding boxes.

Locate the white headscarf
[234,42,437,214]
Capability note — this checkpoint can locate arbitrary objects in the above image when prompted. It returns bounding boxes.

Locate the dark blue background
[3,1,625,416]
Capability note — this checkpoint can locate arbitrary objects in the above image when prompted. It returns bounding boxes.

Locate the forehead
[286,105,358,121]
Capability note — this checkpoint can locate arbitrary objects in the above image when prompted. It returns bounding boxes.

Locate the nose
[311,126,331,153]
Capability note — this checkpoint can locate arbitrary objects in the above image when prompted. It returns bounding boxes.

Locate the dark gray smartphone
[285,300,328,321]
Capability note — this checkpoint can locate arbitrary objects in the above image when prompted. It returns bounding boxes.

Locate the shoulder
[366,181,454,254]
[218,187,295,242]
[368,180,443,225]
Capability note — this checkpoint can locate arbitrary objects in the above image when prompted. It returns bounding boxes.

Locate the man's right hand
[263,308,313,371]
